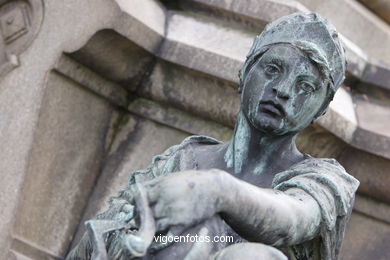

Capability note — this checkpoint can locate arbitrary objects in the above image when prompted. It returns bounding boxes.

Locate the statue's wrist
[207,169,236,214]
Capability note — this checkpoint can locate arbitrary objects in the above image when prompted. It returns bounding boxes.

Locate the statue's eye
[264,64,280,76]
[299,81,316,93]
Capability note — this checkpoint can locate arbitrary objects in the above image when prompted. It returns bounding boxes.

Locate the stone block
[354,194,390,224]
[359,0,390,24]
[161,12,251,83]
[117,0,166,35]
[342,211,390,260]
[68,30,155,88]
[362,59,390,91]
[338,147,390,204]
[0,0,121,257]
[55,55,128,108]
[316,87,357,144]
[140,60,240,128]
[128,98,233,141]
[112,0,166,57]
[352,96,390,158]
[184,0,308,31]
[10,238,59,260]
[296,124,348,159]
[12,72,116,257]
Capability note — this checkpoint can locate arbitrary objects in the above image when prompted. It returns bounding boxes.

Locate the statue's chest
[234,168,276,188]
[194,147,275,189]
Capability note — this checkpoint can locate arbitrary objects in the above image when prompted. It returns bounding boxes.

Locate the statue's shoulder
[274,157,360,260]
[275,156,359,189]
[273,156,359,220]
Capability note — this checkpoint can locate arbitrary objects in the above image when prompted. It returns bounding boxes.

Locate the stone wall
[1,0,390,259]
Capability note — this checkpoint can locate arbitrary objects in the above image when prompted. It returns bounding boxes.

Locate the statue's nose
[272,82,291,99]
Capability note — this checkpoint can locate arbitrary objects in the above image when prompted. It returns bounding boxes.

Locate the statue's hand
[141,169,227,233]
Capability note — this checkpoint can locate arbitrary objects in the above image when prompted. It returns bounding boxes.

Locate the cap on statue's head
[239,12,346,94]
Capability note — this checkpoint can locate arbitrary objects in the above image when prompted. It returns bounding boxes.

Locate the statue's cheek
[245,88,265,119]
[295,100,319,126]
[284,98,313,129]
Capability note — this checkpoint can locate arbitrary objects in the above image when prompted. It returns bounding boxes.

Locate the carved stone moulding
[0,0,43,78]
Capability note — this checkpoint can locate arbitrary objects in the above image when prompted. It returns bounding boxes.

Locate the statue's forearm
[218,174,321,246]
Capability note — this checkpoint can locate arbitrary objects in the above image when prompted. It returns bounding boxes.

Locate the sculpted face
[241,44,328,135]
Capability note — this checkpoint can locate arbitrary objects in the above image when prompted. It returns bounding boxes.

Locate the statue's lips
[259,101,285,117]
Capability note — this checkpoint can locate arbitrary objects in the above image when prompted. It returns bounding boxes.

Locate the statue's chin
[250,114,287,136]
[250,112,310,137]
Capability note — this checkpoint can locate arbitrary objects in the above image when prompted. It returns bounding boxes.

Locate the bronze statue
[67,12,359,260]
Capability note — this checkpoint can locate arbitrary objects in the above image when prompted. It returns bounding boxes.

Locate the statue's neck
[224,111,302,175]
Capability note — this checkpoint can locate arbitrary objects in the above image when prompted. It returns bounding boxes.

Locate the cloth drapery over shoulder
[273,158,359,260]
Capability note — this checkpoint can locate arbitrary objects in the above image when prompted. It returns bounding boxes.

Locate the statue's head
[238,12,346,135]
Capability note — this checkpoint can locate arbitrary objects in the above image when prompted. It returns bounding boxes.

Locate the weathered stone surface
[128,98,233,141]
[8,250,34,260]
[10,237,59,260]
[353,96,390,158]
[316,87,357,144]
[114,0,166,52]
[160,12,251,84]
[342,212,390,260]
[0,0,123,257]
[362,59,390,90]
[55,55,128,108]
[340,35,368,79]
[68,30,155,88]
[354,194,390,224]
[296,125,348,159]
[359,0,390,24]
[182,0,308,31]
[12,72,115,257]
[140,60,240,127]
[166,12,250,62]
[338,147,390,204]
[71,115,189,248]
[355,96,390,138]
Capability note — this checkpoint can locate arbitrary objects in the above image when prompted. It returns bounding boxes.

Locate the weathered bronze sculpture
[67,12,359,260]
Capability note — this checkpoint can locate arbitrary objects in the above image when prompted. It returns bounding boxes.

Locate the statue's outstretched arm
[142,169,321,247]
[220,176,322,246]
